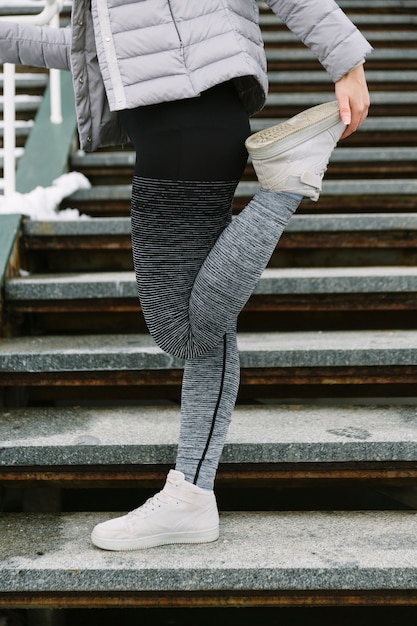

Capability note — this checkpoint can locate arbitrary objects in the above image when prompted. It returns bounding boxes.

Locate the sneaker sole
[91,525,220,551]
[245,101,342,160]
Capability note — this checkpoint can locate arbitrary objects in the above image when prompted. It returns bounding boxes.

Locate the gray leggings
[123,83,300,489]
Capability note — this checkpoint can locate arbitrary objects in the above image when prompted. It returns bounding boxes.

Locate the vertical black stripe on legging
[193,333,227,485]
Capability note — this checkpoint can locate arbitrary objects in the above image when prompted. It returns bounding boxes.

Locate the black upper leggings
[117,80,250,181]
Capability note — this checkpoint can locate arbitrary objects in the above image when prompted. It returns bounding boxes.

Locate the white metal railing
[0,0,64,197]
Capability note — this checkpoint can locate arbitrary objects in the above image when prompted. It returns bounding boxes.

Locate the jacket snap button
[87,136,92,143]
[79,77,84,84]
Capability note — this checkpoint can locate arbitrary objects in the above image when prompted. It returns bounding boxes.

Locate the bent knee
[147,323,217,360]
[147,325,203,360]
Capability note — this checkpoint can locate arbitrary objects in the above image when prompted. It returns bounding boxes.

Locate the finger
[340,94,370,139]
[338,94,352,126]
[343,100,370,139]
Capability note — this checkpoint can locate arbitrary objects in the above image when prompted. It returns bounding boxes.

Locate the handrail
[0,0,64,25]
[1,0,64,197]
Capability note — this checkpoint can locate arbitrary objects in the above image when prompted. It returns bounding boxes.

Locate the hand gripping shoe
[91,470,219,551]
[245,101,347,201]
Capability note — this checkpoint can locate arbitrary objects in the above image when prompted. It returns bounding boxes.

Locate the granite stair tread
[261,30,417,43]
[1,403,417,466]
[260,13,417,25]
[265,48,417,61]
[71,147,417,169]
[6,266,417,301]
[251,116,417,132]
[264,92,417,107]
[260,0,416,8]
[67,179,417,204]
[1,510,417,594]
[267,70,417,83]
[0,330,416,372]
[21,213,417,238]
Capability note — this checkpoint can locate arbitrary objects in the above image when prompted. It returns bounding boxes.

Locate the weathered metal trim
[1,366,416,386]
[2,589,417,609]
[2,461,417,485]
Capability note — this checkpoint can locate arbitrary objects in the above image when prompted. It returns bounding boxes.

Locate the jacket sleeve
[265,0,373,82]
[0,20,71,70]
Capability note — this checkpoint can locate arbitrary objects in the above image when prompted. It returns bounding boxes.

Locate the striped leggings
[119,82,300,489]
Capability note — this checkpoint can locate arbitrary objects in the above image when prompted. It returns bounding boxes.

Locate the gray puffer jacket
[0,0,372,151]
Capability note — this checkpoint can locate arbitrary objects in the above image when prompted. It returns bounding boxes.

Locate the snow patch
[0,171,92,220]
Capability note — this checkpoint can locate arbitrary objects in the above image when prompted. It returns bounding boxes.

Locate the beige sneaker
[245,101,346,201]
[91,470,219,551]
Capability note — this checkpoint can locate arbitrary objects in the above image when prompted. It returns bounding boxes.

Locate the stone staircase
[1,1,417,624]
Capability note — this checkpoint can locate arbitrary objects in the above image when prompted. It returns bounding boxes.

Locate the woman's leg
[177,333,240,489]
[125,82,300,489]
[91,82,304,550]
[130,176,242,490]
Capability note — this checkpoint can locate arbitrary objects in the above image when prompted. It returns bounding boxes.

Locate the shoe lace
[127,490,172,519]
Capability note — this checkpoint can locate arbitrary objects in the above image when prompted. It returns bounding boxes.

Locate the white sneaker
[91,470,219,551]
[245,101,347,201]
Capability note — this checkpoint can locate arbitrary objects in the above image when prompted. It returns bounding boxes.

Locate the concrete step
[259,0,417,9]
[251,116,417,133]
[71,147,417,170]
[21,213,417,239]
[261,30,417,43]
[265,48,417,62]
[267,70,417,84]
[67,179,417,206]
[19,214,417,275]
[264,92,416,108]
[260,13,417,26]
[0,325,415,403]
[1,510,417,607]
[1,403,417,468]
[6,266,417,302]
[0,330,415,374]
[302,0,417,7]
